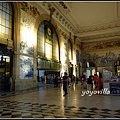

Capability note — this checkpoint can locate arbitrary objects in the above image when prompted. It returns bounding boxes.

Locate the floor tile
[0,83,119,118]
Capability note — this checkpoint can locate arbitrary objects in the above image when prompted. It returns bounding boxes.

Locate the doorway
[0,55,11,91]
[86,61,96,78]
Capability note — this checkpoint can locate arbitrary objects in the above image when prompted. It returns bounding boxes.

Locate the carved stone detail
[20,2,40,18]
[40,2,74,33]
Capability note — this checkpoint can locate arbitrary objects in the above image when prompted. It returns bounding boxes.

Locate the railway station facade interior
[0,2,120,92]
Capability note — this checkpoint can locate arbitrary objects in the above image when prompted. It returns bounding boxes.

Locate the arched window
[37,20,59,61]
[68,39,72,61]
[0,2,12,40]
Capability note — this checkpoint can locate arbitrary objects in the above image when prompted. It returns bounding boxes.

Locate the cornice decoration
[78,18,120,34]
[59,2,67,9]
[82,40,120,51]
[59,2,70,14]
[41,2,74,33]
[80,31,120,42]
[20,2,40,18]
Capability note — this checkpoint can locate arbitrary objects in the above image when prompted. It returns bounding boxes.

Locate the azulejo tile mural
[20,55,33,79]
[20,10,36,55]
[81,51,120,66]
[76,50,80,64]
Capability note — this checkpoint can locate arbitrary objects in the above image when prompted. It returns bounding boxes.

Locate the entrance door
[0,56,10,90]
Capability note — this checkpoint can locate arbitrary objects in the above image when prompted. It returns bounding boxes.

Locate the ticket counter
[103,79,120,95]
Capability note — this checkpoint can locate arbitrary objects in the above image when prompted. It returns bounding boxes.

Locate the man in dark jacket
[62,72,68,96]
[87,75,93,91]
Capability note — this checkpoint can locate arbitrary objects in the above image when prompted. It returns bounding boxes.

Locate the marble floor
[0,82,120,118]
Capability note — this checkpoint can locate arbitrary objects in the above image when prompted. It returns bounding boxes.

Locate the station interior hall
[0,1,120,119]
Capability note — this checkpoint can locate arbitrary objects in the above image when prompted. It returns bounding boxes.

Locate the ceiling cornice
[34,2,120,43]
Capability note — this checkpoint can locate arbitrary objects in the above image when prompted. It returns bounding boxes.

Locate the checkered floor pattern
[0,99,119,118]
[0,85,120,118]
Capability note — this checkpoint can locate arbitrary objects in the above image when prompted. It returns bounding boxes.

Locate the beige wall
[11,2,79,91]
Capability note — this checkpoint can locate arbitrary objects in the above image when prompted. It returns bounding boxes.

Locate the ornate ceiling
[36,2,120,43]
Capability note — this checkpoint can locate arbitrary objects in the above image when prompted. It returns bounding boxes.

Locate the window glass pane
[6,27,9,34]
[2,18,5,26]
[3,7,6,12]
[1,26,5,33]
[0,2,12,39]
[3,3,6,8]
[6,20,9,27]
[7,3,9,9]
[2,11,5,19]
[6,13,9,21]
[6,9,9,14]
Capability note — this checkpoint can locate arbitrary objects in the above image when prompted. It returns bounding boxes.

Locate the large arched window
[68,39,72,61]
[0,2,12,40]
[37,20,59,61]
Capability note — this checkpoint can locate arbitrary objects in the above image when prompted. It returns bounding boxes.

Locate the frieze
[82,40,120,51]
[20,2,40,18]
[81,51,120,67]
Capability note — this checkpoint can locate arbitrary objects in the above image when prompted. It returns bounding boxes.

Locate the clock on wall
[47,27,51,36]
[46,27,52,41]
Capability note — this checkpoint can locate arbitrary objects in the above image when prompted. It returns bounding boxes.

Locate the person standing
[9,76,13,92]
[98,73,102,91]
[62,72,68,96]
[54,75,58,87]
[93,74,98,89]
[87,75,93,91]
[72,75,75,86]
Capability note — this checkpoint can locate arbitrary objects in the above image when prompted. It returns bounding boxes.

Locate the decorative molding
[82,40,120,51]
[80,31,120,42]
[77,18,120,34]
[36,2,120,44]
[38,2,75,33]
[20,2,40,18]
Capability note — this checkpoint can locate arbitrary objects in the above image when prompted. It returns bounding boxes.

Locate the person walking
[72,75,75,86]
[62,72,68,96]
